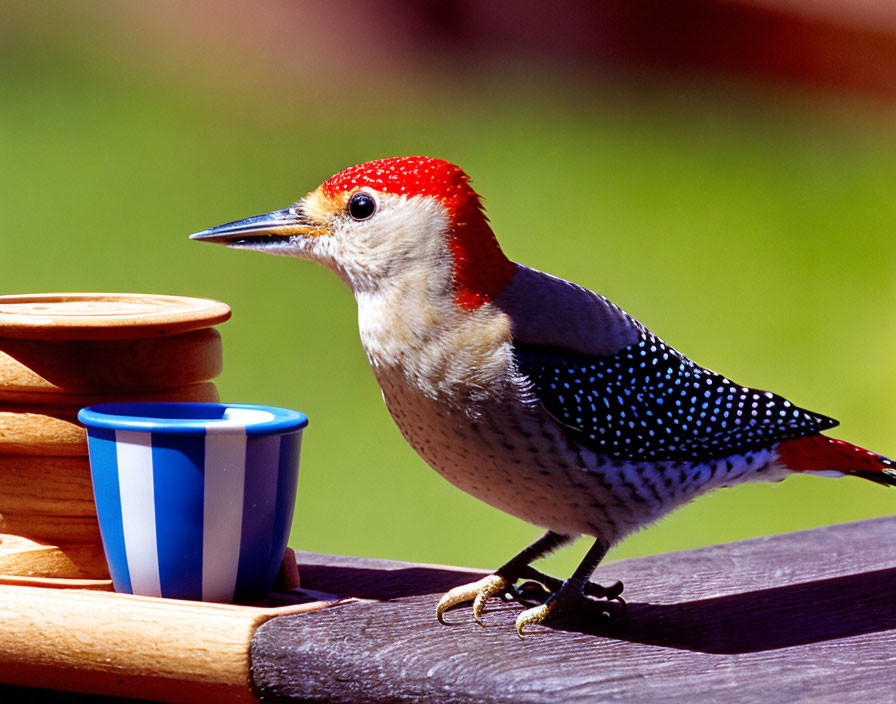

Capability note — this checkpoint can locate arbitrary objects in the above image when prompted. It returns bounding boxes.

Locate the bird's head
[191,156,518,310]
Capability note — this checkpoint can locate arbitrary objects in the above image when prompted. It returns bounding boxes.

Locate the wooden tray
[0,293,231,340]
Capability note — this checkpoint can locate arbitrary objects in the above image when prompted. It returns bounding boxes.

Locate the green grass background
[2,7,895,577]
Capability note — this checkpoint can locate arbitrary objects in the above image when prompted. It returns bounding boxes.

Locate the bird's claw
[515,595,561,637]
[436,574,509,625]
[515,589,624,638]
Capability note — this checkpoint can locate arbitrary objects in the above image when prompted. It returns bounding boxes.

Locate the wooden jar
[0,294,231,585]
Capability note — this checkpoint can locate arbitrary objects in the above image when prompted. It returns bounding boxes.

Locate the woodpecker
[192,156,896,636]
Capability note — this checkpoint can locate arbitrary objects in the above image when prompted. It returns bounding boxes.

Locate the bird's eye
[348,191,377,221]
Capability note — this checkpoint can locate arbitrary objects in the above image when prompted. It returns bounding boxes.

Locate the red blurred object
[106,0,896,100]
[421,0,896,98]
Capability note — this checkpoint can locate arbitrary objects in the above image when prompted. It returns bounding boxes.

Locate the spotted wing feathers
[513,329,838,463]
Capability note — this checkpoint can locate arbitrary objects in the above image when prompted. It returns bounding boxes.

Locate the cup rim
[78,402,308,436]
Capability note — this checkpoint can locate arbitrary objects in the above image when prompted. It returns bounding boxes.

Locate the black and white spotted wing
[513,330,838,463]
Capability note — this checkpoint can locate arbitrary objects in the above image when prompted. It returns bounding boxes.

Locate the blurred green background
[2,2,895,578]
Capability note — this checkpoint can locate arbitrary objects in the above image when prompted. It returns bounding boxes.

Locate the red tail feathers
[776,435,896,487]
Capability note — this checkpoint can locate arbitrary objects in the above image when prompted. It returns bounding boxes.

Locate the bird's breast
[356,286,518,411]
[371,361,602,529]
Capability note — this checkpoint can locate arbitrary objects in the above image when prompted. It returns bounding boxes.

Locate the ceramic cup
[78,402,307,602]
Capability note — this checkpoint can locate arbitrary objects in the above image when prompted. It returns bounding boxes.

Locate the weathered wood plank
[253,517,896,704]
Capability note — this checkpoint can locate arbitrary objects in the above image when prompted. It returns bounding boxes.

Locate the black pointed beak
[190,208,316,246]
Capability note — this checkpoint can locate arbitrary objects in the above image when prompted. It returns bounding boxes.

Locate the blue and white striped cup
[78,402,307,603]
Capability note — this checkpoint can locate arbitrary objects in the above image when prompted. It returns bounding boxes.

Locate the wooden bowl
[0,456,108,578]
[0,293,230,340]
[0,381,220,407]
[0,535,109,580]
[0,293,230,582]
[0,328,223,392]
[0,384,221,455]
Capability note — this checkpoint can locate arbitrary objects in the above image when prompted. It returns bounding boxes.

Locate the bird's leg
[515,537,614,638]
[436,531,571,625]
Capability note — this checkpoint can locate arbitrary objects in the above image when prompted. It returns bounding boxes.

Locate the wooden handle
[0,585,328,703]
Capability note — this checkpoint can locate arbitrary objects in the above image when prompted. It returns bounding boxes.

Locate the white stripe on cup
[202,432,247,602]
[115,430,162,597]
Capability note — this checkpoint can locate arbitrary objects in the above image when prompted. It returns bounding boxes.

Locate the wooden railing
[2,516,895,703]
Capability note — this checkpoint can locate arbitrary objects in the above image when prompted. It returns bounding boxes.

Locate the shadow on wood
[298,561,896,655]
[552,566,896,653]
[296,561,484,601]
[297,551,896,655]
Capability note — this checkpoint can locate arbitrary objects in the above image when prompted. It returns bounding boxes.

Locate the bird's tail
[776,434,896,487]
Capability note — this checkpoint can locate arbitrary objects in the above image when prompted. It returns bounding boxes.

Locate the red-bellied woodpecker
[192,156,896,636]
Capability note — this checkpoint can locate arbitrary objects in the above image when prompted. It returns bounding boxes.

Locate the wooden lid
[0,294,231,340]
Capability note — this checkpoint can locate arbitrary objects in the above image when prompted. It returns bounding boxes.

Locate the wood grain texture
[253,517,896,704]
[0,535,87,578]
[0,534,108,579]
[0,584,326,704]
[0,512,101,544]
[0,572,111,590]
[0,387,223,454]
[0,455,95,515]
[0,328,222,392]
[0,452,107,573]
[0,381,220,407]
[0,410,88,455]
[0,293,230,340]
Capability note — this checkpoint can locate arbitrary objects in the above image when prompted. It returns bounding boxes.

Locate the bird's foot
[436,569,626,633]
[515,584,624,638]
[436,574,510,625]
[513,566,625,604]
